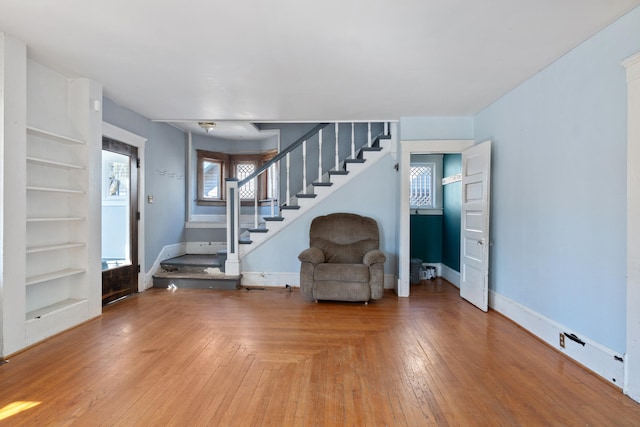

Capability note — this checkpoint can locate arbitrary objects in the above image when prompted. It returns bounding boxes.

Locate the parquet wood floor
[1,279,639,426]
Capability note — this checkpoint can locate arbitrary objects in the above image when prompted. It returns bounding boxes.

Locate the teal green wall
[442,154,462,271]
[410,215,442,263]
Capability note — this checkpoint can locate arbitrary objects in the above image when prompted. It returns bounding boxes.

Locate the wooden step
[160,254,221,274]
[296,193,317,198]
[152,272,241,290]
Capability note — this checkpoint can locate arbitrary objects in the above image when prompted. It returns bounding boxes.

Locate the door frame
[398,139,474,297]
[102,122,147,292]
[624,51,640,401]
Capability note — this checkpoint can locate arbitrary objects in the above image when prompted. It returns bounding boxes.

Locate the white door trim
[398,139,474,297]
[623,51,640,402]
[102,122,148,291]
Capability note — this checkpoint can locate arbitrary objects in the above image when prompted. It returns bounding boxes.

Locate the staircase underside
[153,254,241,290]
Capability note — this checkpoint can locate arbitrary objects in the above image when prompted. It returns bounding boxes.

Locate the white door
[460,141,491,311]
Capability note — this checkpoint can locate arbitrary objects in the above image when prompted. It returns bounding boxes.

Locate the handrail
[238,122,330,187]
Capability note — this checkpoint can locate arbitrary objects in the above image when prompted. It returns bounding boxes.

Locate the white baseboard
[186,241,226,254]
[440,264,460,287]
[490,290,624,388]
[241,272,299,287]
[144,243,186,289]
[241,272,397,290]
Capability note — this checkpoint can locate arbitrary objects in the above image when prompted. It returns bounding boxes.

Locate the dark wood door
[102,137,139,305]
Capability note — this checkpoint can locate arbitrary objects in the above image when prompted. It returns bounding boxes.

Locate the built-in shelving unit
[1,33,101,358]
[25,119,90,326]
[21,58,102,349]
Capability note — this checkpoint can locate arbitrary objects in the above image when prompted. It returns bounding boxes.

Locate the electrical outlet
[559,333,565,348]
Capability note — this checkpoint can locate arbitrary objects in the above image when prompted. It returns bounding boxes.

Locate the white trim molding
[440,264,460,287]
[240,272,397,291]
[490,290,624,387]
[624,50,640,402]
[145,243,187,289]
[398,139,474,297]
[102,122,148,293]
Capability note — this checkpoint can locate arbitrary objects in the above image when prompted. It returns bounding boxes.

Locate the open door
[460,141,491,311]
[101,137,139,305]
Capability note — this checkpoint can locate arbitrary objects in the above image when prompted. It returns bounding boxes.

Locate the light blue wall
[401,116,474,140]
[474,7,640,353]
[103,98,187,270]
[242,152,399,276]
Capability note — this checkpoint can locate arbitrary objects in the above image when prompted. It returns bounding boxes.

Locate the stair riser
[160,264,221,274]
[153,276,240,290]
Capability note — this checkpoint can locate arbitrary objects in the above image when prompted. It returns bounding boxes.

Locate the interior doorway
[398,140,475,297]
[101,137,139,304]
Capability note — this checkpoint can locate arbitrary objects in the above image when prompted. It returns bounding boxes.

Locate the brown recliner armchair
[298,213,386,304]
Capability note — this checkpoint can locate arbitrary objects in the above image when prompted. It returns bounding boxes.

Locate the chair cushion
[313,238,378,264]
[314,263,369,283]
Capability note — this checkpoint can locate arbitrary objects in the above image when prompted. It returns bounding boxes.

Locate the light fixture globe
[198,121,216,133]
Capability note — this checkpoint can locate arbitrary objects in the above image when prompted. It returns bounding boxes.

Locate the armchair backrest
[309,213,380,263]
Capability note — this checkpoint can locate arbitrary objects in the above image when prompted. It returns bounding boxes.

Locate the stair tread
[312,182,333,187]
[280,205,301,209]
[296,193,317,198]
[239,239,253,244]
[328,170,349,175]
[264,216,284,221]
[344,158,366,163]
[160,254,221,268]
[248,228,268,233]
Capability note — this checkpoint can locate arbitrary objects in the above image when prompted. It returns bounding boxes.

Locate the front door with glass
[101,137,138,304]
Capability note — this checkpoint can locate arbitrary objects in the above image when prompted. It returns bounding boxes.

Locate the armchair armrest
[298,247,325,265]
[363,249,386,266]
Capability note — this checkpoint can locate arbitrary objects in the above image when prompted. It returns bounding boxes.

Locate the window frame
[196,150,276,206]
[409,162,436,209]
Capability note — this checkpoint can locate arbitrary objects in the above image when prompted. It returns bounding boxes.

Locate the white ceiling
[1,0,639,131]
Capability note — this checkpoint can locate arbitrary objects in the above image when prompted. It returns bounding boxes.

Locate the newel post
[225,178,241,275]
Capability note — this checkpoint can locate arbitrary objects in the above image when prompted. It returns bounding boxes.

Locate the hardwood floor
[1,279,639,426]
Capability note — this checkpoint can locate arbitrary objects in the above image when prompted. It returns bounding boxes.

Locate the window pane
[410,165,433,207]
[237,163,256,199]
[102,150,131,270]
[203,160,220,199]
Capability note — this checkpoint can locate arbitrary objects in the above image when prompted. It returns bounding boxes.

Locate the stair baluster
[302,139,307,192]
[286,152,291,205]
[318,129,323,183]
[334,123,339,170]
[351,122,355,159]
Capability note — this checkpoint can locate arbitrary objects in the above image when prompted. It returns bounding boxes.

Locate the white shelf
[26,242,86,254]
[27,156,85,170]
[26,298,87,321]
[27,217,86,223]
[26,268,86,286]
[26,126,85,145]
[27,186,85,194]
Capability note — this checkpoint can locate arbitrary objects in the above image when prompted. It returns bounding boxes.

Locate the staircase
[153,121,395,288]
[238,134,391,257]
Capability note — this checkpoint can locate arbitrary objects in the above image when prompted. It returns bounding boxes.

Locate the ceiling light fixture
[198,121,216,133]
